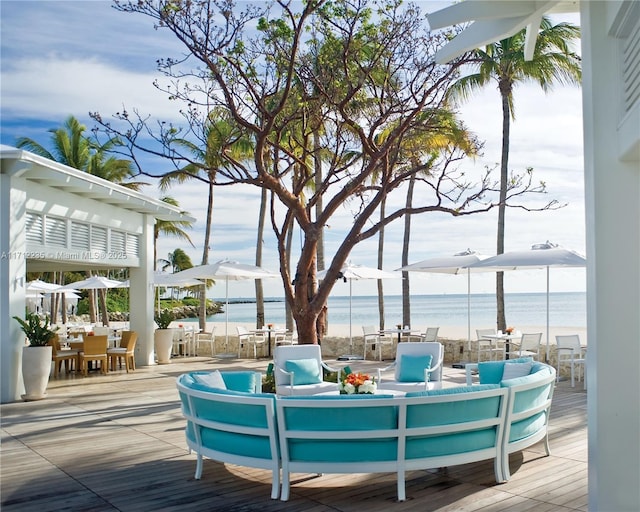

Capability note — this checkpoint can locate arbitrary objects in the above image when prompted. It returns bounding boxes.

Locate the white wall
[582,2,640,510]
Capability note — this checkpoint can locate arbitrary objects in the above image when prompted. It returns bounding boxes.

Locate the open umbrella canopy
[398,249,487,275]
[60,275,126,290]
[26,279,61,292]
[173,259,279,356]
[152,271,203,287]
[469,242,586,271]
[397,249,488,348]
[469,242,586,361]
[175,259,277,281]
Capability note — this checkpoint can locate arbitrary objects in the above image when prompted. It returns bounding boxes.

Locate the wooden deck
[0,356,587,511]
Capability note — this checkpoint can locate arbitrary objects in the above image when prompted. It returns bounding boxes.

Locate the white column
[0,175,27,402]
[582,2,640,510]
[129,214,155,366]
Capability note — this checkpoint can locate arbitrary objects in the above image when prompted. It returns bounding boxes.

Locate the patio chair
[79,335,109,376]
[476,328,504,362]
[237,326,266,359]
[49,335,80,377]
[173,327,189,357]
[376,341,444,392]
[362,325,392,360]
[507,332,542,360]
[420,327,440,342]
[107,331,138,372]
[195,328,216,356]
[556,334,586,389]
[273,344,339,395]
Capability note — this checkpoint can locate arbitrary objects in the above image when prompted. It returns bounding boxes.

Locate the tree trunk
[496,85,511,332]
[314,131,325,272]
[377,195,387,331]
[87,272,97,324]
[98,288,109,327]
[255,187,267,328]
[199,179,215,332]
[284,218,294,332]
[401,175,416,327]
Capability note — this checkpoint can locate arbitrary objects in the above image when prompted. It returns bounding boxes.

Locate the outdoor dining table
[483,332,522,360]
[252,326,287,358]
[381,327,419,344]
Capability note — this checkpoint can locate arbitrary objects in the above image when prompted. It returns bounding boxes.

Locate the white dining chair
[508,332,542,360]
[556,334,586,389]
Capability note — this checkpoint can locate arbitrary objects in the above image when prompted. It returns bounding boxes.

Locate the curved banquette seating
[177,359,555,501]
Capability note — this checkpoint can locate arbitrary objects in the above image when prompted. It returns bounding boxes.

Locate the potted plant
[154,309,175,364]
[13,313,57,401]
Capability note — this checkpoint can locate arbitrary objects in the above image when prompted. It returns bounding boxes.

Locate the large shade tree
[450,17,581,332]
[94,0,552,343]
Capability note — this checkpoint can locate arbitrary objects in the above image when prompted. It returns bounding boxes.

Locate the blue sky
[1,1,586,298]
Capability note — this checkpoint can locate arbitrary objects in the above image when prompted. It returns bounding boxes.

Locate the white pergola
[0,145,195,403]
[427,2,639,510]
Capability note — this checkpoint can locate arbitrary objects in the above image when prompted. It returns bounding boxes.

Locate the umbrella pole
[546,266,550,363]
[349,279,353,349]
[467,268,471,352]
[225,278,229,351]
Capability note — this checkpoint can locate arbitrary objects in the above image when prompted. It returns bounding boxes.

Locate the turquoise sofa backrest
[277,396,399,462]
[403,384,508,459]
[177,372,277,461]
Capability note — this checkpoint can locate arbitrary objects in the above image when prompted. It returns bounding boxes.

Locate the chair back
[273,345,322,387]
[48,335,61,357]
[125,332,138,353]
[84,336,108,356]
[120,330,132,347]
[173,327,185,341]
[362,325,378,337]
[422,327,439,342]
[237,326,250,337]
[520,333,542,352]
[476,328,497,340]
[556,334,582,355]
[395,341,444,382]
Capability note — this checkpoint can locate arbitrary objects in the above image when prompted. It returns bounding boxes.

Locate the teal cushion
[285,358,322,385]
[398,354,432,382]
[406,383,500,398]
[478,357,533,384]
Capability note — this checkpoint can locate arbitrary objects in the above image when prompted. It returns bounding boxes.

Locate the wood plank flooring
[1,357,587,511]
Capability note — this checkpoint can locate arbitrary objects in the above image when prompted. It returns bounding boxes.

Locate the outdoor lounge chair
[376,341,444,392]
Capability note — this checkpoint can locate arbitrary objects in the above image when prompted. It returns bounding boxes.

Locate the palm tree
[153,197,194,271]
[16,115,143,189]
[399,110,479,325]
[160,110,254,330]
[451,18,581,331]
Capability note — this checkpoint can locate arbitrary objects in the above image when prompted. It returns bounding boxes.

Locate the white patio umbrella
[119,272,204,312]
[318,262,400,359]
[173,259,278,357]
[468,242,586,362]
[60,276,127,325]
[397,249,488,350]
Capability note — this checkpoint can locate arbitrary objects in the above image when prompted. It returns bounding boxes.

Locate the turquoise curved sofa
[465,358,556,480]
[176,362,555,501]
[176,371,281,499]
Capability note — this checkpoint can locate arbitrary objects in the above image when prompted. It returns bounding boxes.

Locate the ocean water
[199,292,586,328]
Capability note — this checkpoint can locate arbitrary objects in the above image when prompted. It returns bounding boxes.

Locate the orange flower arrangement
[505,327,514,335]
[339,372,377,394]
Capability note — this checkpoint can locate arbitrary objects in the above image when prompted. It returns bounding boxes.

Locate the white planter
[154,329,174,364]
[21,345,52,401]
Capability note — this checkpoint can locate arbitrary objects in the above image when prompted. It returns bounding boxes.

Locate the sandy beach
[187,321,587,345]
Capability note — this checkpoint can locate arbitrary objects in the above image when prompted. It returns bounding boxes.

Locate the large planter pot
[154,329,174,364]
[21,345,53,401]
